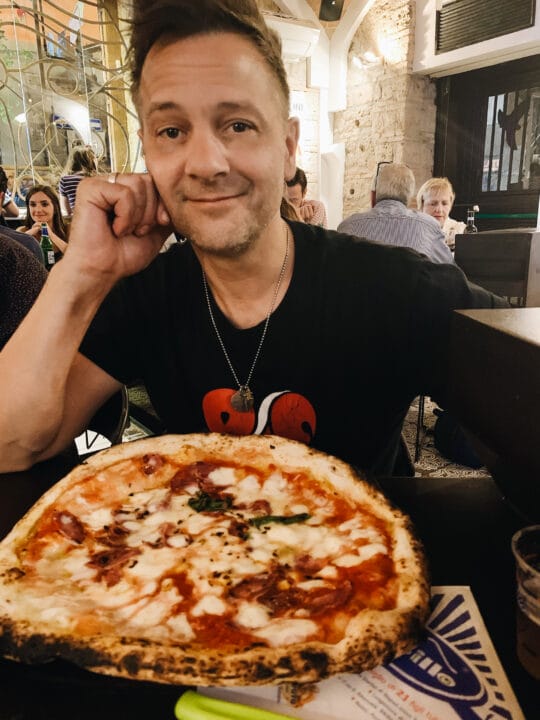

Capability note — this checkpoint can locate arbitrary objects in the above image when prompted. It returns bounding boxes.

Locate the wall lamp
[352,51,382,69]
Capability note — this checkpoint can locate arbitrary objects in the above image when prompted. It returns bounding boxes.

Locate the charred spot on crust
[3,567,25,582]
[254,662,274,680]
[0,623,113,670]
[299,650,329,674]
[120,652,141,676]
[277,656,294,670]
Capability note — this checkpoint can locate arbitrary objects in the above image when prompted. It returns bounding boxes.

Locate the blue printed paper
[201,587,524,720]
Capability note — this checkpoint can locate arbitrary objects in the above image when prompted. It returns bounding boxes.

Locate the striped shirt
[58,173,85,211]
[338,199,454,264]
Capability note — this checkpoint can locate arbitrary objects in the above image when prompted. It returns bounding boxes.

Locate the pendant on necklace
[231,385,254,413]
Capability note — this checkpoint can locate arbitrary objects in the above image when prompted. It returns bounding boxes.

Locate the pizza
[0,433,429,687]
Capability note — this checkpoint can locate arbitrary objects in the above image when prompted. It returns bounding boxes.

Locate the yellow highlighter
[175,690,297,720]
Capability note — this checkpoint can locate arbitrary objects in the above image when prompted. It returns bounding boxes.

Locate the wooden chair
[454,231,532,306]
[77,386,129,457]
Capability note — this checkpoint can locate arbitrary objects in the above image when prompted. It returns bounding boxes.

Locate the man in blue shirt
[338,163,454,264]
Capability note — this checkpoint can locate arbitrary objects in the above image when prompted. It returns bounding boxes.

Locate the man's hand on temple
[68,173,172,282]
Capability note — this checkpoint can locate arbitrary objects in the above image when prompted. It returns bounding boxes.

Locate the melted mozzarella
[84,507,113,530]
[167,612,195,641]
[334,543,387,567]
[252,618,318,646]
[235,601,270,629]
[191,594,227,617]
[208,466,237,487]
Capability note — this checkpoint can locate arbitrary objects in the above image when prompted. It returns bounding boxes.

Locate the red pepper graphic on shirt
[202,389,316,445]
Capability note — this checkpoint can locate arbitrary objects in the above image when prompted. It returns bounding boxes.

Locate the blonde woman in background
[58,146,97,217]
[417,177,466,251]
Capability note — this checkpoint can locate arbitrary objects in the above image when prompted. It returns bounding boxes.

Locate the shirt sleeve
[408,260,509,406]
[310,200,328,228]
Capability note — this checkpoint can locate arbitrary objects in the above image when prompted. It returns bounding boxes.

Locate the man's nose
[184,131,229,178]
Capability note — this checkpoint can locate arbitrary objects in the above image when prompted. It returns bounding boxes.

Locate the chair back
[455,231,532,305]
[85,385,129,446]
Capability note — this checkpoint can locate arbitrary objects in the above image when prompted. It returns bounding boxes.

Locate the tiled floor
[402,397,490,479]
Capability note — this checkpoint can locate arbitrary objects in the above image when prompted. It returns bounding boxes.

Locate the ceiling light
[319,0,345,22]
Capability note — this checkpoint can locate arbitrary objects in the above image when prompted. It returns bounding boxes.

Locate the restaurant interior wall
[333,0,437,218]
[0,0,137,205]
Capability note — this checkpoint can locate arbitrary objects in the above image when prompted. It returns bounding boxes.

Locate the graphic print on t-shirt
[202,389,316,444]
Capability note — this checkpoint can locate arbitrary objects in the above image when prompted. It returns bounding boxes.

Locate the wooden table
[0,455,537,719]
[451,308,540,520]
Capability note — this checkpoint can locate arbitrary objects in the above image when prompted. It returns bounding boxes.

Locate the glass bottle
[464,208,478,233]
[40,222,56,270]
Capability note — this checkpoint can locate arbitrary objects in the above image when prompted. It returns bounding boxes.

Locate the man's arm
[0,173,171,471]
[3,198,19,218]
[60,192,72,217]
[427,228,455,264]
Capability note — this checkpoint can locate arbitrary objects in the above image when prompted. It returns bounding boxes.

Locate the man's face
[286,183,304,208]
[138,33,298,258]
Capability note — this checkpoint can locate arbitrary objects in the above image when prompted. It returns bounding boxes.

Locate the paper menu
[201,587,524,720]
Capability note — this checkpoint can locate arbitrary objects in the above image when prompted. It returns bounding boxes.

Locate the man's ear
[284,116,300,182]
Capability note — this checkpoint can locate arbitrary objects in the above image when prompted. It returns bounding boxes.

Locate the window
[0,1,137,200]
[482,88,540,192]
[434,55,540,231]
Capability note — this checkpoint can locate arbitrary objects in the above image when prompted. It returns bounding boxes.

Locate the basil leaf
[248,513,311,528]
[188,492,232,513]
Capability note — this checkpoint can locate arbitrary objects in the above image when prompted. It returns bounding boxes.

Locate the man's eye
[160,127,180,139]
[231,122,250,133]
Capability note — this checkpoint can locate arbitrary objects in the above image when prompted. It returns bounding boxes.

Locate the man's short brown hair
[0,166,8,195]
[129,0,290,116]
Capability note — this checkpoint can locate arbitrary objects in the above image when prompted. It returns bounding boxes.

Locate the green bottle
[40,222,56,270]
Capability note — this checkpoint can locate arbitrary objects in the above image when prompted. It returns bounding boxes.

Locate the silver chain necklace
[202,228,290,413]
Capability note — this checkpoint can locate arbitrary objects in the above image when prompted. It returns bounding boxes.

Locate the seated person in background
[0,233,47,350]
[416,177,465,251]
[0,0,507,476]
[59,145,97,217]
[280,195,301,222]
[338,163,454,265]
[17,185,68,257]
[0,166,19,223]
[0,223,43,264]
[286,167,328,227]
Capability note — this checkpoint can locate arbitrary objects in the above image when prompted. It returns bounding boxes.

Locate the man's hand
[67,173,172,283]
[298,200,316,223]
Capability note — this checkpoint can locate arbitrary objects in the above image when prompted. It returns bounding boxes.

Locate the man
[338,163,454,264]
[0,166,20,223]
[286,167,328,227]
[0,222,44,264]
[0,233,47,350]
[0,0,505,476]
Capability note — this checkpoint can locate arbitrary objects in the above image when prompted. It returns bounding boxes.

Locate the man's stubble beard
[168,201,275,260]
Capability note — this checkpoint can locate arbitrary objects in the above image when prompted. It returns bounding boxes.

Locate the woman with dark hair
[59,145,97,216]
[17,185,68,257]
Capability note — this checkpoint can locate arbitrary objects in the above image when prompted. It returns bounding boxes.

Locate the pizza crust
[0,433,429,686]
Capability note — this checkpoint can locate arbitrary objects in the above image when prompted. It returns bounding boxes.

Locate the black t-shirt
[80,222,506,476]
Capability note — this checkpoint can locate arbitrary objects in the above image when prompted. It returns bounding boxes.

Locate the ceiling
[305,0,354,29]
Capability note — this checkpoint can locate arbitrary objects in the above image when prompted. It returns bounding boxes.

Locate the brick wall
[333,0,437,218]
